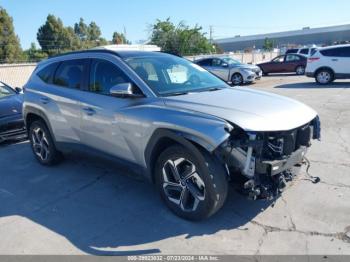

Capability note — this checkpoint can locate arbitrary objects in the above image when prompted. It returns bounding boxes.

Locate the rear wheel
[155,145,228,221]
[295,65,305,75]
[29,120,62,165]
[315,69,334,85]
[231,73,243,86]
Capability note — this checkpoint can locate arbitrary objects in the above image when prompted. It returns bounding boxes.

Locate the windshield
[0,82,15,99]
[221,57,241,65]
[124,55,229,96]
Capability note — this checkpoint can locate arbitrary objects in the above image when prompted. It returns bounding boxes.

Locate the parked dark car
[257,54,307,75]
[0,81,26,143]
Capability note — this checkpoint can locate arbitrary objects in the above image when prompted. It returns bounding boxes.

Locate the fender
[23,105,57,144]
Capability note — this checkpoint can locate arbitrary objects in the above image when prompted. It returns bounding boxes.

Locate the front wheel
[155,145,228,221]
[231,73,243,86]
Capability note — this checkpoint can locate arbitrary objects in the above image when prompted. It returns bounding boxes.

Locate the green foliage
[112,32,131,44]
[37,15,108,56]
[150,18,215,56]
[263,38,274,51]
[0,6,23,63]
[23,42,48,62]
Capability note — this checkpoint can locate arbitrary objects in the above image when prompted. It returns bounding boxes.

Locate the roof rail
[49,49,121,59]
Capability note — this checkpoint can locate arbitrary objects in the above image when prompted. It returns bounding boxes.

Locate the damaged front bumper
[217,116,321,200]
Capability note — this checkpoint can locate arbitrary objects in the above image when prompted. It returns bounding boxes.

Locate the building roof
[215,24,350,44]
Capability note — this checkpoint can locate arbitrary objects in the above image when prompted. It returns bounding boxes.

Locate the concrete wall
[0,63,37,88]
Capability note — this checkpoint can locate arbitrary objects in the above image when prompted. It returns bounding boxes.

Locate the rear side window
[53,59,88,89]
[37,62,59,84]
[320,47,350,57]
[286,54,301,62]
[299,48,309,55]
[89,59,131,95]
[286,49,298,54]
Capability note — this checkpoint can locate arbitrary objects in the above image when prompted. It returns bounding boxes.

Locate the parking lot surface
[0,75,350,255]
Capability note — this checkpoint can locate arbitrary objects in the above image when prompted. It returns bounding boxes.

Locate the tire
[295,65,305,75]
[155,145,228,221]
[315,69,334,85]
[29,120,62,165]
[231,73,243,86]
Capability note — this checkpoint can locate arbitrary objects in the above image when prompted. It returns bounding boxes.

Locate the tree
[112,32,131,44]
[37,14,79,56]
[23,42,48,61]
[74,18,88,41]
[263,38,274,51]
[88,22,101,41]
[149,18,215,56]
[0,7,23,63]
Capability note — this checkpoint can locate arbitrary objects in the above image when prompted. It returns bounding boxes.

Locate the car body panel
[194,57,261,83]
[258,54,307,74]
[163,87,317,131]
[0,83,26,142]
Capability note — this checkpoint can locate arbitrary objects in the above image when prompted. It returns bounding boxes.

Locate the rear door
[284,54,303,72]
[32,59,89,144]
[320,47,350,75]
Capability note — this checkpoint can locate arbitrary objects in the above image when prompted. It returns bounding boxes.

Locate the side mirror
[222,63,229,67]
[109,83,144,98]
[15,87,22,93]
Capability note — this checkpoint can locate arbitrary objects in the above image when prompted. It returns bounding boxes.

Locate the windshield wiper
[164,91,189,97]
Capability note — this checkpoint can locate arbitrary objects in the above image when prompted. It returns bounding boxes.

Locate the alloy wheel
[232,74,243,85]
[296,66,305,75]
[162,157,205,212]
[317,71,331,84]
[31,126,50,161]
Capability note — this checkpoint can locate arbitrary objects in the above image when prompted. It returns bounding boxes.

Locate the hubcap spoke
[31,127,50,161]
[162,157,206,212]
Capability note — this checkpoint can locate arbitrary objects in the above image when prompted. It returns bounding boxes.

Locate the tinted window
[321,47,350,57]
[286,49,298,54]
[212,58,222,66]
[300,48,309,55]
[89,59,131,94]
[37,62,59,83]
[53,60,87,89]
[286,54,301,62]
[196,59,212,66]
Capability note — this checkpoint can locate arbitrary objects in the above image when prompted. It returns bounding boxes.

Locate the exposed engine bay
[217,116,321,200]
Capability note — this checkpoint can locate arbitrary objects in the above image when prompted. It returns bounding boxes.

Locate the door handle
[332,59,338,61]
[82,107,96,116]
[40,97,50,104]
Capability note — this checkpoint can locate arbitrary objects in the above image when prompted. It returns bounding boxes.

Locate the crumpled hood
[0,94,23,118]
[163,87,317,132]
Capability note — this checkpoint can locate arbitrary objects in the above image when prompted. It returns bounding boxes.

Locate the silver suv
[23,49,321,220]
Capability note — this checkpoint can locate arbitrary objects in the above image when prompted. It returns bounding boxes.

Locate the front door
[79,58,143,162]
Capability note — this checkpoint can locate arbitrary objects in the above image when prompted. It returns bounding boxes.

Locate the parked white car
[306,44,350,84]
[286,47,318,57]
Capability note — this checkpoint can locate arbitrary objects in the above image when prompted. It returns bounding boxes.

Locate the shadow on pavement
[0,141,272,255]
[275,81,350,89]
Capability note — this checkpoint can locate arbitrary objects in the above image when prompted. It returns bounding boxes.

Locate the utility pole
[123,26,127,45]
[209,25,213,44]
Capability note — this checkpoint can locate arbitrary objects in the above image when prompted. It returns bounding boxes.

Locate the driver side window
[272,56,284,63]
[212,58,222,67]
[89,59,131,95]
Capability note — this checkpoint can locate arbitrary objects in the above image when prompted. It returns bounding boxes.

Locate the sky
[1,0,350,49]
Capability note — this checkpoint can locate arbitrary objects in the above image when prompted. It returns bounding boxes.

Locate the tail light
[308,57,320,63]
